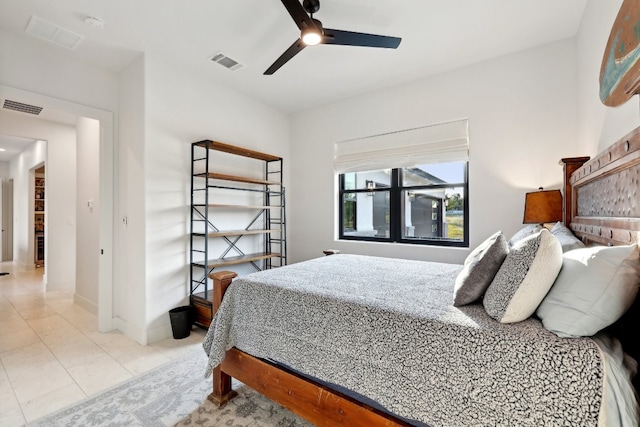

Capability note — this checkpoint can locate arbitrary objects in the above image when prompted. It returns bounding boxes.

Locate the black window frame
[338,164,469,247]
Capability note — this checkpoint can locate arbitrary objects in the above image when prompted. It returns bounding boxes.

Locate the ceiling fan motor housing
[303,0,320,15]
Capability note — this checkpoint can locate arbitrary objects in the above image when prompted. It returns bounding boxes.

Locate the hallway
[0,263,205,426]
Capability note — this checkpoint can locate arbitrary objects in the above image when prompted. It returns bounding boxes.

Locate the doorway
[34,165,45,267]
[0,84,114,333]
[2,179,13,261]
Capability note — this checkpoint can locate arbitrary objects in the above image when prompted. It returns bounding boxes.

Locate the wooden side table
[322,249,341,256]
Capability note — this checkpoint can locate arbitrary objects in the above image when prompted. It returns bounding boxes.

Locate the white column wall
[116,55,147,342]
[289,39,579,265]
[75,117,101,313]
[44,121,77,289]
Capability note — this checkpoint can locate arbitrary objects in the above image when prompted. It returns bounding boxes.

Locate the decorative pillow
[550,221,585,252]
[453,231,509,306]
[508,224,543,247]
[484,229,562,323]
[536,244,640,338]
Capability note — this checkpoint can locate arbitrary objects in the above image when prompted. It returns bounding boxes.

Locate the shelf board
[199,203,281,210]
[34,212,45,215]
[192,291,213,303]
[195,140,281,162]
[192,252,281,269]
[194,229,280,238]
[194,172,280,186]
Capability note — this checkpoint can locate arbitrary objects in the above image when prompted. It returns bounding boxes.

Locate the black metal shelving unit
[190,140,286,327]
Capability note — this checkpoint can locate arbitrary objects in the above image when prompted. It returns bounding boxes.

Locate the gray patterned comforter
[203,254,603,426]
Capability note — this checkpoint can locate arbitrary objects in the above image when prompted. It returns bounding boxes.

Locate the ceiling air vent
[210,52,242,71]
[3,99,43,115]
[25,16,84,49]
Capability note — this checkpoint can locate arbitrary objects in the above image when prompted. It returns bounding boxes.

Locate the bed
[201,123,640,426]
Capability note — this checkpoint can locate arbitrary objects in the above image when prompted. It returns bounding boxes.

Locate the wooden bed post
[559,156,590,226]
[207,270,238,406]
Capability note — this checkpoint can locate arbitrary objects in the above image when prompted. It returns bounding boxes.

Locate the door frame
[0,85,115,332]
[2,178,13,262]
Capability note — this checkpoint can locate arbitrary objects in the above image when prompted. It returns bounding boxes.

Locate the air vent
[3,99,43,115]
[25,16,84,49]
[210,52,242,71]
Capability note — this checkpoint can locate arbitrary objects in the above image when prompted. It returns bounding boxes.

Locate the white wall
[577,0,640,155]
[142,54,291,342]
[289,39,579,265]
[1,113,76,288]
[116,54,147,342]
[76,117,101,313]
[44,120,77,289]
[0,29,118,113]
[0,162,10,179]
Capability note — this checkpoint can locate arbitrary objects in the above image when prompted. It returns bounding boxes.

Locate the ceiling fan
[264,0,402,75]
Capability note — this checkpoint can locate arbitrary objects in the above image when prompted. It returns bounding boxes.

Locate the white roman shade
[334,119,469,173]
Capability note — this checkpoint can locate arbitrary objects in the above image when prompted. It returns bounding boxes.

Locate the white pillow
[536,244,640,338]
[484,229,562,323]
[453,231,508,306]
[508,224,543,247]
[550,222,585,253]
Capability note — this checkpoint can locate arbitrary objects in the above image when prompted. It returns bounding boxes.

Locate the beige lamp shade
[523,189,563,224]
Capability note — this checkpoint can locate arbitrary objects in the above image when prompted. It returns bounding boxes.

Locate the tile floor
[0,262,206,426]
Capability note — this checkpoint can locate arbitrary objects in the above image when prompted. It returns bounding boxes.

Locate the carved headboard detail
[561,126,640,246]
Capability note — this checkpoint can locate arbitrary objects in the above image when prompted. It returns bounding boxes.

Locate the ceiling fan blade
[281,0,316,31]
[323,28,401,49]
[264,39,306,75]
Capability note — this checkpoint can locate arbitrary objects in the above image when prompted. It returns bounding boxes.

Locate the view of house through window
[339,162,468,246]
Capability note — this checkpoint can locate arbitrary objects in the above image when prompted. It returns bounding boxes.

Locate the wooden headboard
[561,125,640,392]
[561,126,640,246]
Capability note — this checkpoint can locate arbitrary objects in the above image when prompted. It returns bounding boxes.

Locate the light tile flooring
[0,262,206,426]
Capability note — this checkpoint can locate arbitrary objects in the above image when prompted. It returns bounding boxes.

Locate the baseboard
[147,322,173,344]
[74,293,98,315]
[18,262,35,271]
[112,317,149,345]
[108,318,174,345]
[47,280,74,291]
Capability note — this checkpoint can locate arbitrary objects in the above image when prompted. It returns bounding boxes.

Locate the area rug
[28,349,312,427]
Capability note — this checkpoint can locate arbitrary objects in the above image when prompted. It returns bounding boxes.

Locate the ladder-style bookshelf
[190,140,286,327]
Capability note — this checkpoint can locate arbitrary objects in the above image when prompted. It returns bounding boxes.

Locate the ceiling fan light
[301,27,322,46]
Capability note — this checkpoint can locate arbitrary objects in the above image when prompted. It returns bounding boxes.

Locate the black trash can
[169,306,191,339]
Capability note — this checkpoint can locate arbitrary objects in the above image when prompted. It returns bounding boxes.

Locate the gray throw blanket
[203,254,603,426]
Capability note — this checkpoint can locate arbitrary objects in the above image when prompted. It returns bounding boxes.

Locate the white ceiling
[0,107,78,162]
[0,132,37,163]
[0,0,588,115]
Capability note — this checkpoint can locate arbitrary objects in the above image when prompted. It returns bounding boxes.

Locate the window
[334,119,469,247]
[339,162,468,246]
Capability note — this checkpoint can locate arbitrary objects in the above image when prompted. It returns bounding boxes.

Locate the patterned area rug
[28,349,312,427]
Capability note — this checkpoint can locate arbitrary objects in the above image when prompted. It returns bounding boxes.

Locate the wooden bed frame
[561,126,640,246]
[206,271,410,426]
[204,126,640,426]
